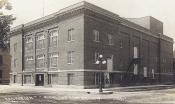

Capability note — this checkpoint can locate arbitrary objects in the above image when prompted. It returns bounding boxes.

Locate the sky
[6,0,175,44]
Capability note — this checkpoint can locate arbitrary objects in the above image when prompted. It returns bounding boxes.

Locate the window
[152,69,155,79]
[49,30,58,47]
[25,37,33,50]
[108,34,113,45]
[0,70,2,78]
[48,74,58,85]
[94,72,100,85]
[119,40,123,48]
[36,32,45,49]
[133,47,138,58]
[67,51,74,64]
[24,75,31,84]
[26,37,33,43]
[93,30,99,42]
[36,54,45,68]
[49,52,59,67]
[67,73,74,85]
[26,56,33,61]
[14,75,16,83]
[25,56,34,68]
[94,52,100,62]
[14,58,17,68]
[68,28,74,41]
[143,67,147,77]
[14,43,17,52]
[133,64,138,75]
[0,55,3,66]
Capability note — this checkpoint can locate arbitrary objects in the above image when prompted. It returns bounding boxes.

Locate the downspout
[21,24,24,86]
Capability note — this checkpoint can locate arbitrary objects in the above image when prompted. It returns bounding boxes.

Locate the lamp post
[95,54,106,93]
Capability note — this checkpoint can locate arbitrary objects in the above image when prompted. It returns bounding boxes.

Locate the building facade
[10,2,174,88]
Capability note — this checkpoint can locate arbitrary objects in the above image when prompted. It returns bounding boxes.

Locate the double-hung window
[36,33,45,49]
[49,30,58,47]
[108,34,113,45]
[49,52,59,67]
[25,37,33,50]
[68,28,74,41]
[36,54,45,68]
[67,51,74,64]
[93,30,99,42]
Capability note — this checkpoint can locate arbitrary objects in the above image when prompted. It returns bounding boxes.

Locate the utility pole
[42,0,45,17]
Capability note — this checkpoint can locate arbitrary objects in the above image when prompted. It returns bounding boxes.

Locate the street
[0,85,175,104]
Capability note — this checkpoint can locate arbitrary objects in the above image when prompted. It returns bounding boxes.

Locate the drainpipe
[158,34,161,84]
[21,24,24,86]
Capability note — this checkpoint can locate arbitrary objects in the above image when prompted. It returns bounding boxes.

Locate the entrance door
[36,74,44,86]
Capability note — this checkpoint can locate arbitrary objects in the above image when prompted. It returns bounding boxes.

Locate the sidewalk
[0,84,174,93]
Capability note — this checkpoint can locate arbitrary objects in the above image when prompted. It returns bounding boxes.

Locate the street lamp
[95,54,106,92]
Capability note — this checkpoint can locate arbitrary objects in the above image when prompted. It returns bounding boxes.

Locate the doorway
[35,74,44,86]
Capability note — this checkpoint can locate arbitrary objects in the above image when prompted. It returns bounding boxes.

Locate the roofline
[10,1,173,43]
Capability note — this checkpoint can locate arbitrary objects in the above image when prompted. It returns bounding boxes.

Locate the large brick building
[9,1,174,88]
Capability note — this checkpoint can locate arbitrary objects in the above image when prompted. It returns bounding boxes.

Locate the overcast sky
[8,0,175,44]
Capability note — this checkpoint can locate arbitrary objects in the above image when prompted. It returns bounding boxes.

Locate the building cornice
[10,1,173,43]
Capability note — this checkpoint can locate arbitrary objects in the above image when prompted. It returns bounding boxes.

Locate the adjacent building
[0,48,11,84]
[9,1,174,88]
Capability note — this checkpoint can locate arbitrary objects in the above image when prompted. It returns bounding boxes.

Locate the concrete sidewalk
[0,84,174,93]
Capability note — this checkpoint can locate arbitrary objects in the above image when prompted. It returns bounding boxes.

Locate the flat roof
[10,1,173,43]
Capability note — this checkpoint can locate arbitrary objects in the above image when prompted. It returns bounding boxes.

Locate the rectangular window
[108,34,113,45]
[14,58,17,68]
[0,70,2,78]
[152,69,155,79]
[26,37,33,43]
[25,37,33,50]
[119,40,123,48]
[24,75,31,84]
[49,52,59,67]
[14,75,16,83]
[14,43,17,52]
[93,30,99,42]
[68,28,74,41]
[36,32,45,49]
[67,51,74,64]
[133,46,138,58]
[133,64,138,75]
[67,73,74,85]
[143,67,147,77]
[36,54,45,68]
[0,55,3,65]
[49,30,58,47]
[25,56,34,68]
[48,74,58,85]
[95,72,100,85]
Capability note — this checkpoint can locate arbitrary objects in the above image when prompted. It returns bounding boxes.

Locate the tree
[0,0,15,48]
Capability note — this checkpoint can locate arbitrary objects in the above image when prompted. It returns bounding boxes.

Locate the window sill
[67,40,75,42]
[36,48,46,50]
[93,40,100,42]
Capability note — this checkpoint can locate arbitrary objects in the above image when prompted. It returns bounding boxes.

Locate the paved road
[0,92,126,104]
[0,85,175,104]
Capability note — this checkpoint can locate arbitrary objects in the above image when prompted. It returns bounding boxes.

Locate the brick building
[9,1,174,88]
[0,48,11,84]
